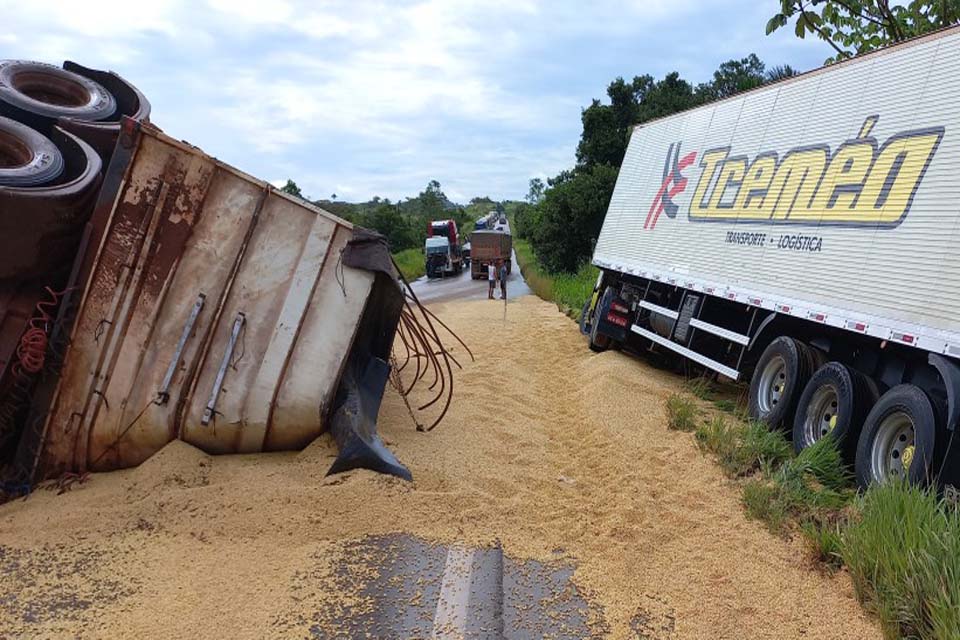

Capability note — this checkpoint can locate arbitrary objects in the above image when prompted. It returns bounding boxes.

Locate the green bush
[527,165,618,273]
[512,236,599,315]
[843,482,960,640]
[666,394,697,432]
[392,247,425,282]
[552,261,600,313]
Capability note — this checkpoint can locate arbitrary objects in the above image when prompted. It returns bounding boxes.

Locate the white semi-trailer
[584,26,960,490]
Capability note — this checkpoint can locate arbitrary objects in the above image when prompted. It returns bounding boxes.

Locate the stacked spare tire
[0,60,150,488]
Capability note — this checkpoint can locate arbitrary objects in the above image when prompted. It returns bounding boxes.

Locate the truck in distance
[470,229,512,280]
[425,219,463,278]
[583,26,960,491]
[474,211,497,230]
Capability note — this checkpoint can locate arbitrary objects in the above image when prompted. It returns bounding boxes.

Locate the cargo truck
[475,212,496,231]
[582,26,960,491]
[425,219,462,278]
[470,230,512,280]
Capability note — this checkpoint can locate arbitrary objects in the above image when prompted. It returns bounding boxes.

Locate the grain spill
[0,295,878,639]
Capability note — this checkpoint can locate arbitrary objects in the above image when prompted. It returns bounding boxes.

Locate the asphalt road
[308,534,594,639]
[410,249,531,304]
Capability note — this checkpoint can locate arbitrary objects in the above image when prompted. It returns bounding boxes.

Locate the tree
[576,75,653,169]
[529,164,619,273]
[766,64,799,81]
[365,203,416,251]
[417,180,447,219]
[280,179,302,198]
[636,71,698,121]
[530,56,792,274]
[696,54,766,101]
[526,178,545,205]
[767,1,960,63]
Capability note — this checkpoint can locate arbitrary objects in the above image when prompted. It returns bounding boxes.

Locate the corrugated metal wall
[595,27,960,353]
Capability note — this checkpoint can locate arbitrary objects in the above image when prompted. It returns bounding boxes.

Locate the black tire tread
[792,362,877,461]
[749,336,817,429]
[854,384,936,489]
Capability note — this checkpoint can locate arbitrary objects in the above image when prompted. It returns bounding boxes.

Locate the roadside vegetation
[512,235,597,317]
[392,247,425,282]
[670,379,959,640]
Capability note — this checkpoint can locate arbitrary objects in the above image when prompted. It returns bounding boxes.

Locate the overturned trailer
[5,120,412,487]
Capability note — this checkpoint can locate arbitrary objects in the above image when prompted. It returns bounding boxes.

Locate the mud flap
[327,355,412,481]
[326,228,411,481]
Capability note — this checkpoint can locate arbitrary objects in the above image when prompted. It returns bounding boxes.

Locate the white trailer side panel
[594,27,960,355]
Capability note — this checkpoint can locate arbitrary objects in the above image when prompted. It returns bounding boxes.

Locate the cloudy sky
[3,1,833,203]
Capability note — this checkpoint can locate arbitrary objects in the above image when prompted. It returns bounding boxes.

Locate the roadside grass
[512,238,553,302]
[666,394,697,432]
[842,482,960,640]
[512,237,598,317]
[553,261,600,314]
[393,247,425,281]
[744,438,851,532]
[686,375,715,400]
[713,398,737,413]
[801,519,845,570]
[695,416,792,478]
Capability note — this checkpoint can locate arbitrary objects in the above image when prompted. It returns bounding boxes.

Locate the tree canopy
[279,179,303,198]
[518,53,795,275]
[768,0,960,63]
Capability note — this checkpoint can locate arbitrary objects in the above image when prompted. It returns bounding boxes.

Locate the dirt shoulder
[0,295,878,639]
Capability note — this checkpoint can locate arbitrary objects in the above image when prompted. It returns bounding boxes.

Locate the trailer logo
[644,142,697,230]
[687,116,944,227]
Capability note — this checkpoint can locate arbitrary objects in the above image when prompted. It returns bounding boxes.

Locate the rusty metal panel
[34,124,369,477]
[80,134,219,469]
[178,192,319,453]
[236,213,338,452]
[85,169,264,470]
[267,230,374,451]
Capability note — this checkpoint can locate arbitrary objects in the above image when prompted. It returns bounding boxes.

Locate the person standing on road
[487,262,496,299]
[499,260,508,300]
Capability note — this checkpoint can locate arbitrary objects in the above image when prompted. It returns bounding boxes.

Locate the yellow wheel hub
[903,446,915,469]
[828,414,837,432]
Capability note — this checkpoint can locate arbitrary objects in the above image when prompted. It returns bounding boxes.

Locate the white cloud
[0,0,830,201]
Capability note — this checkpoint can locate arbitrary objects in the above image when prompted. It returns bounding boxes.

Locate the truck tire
[854,384,936,489]
[579,300,591,336]
[0,60,116,122]
[748,337,819,429]
[0,115,64,187]
[588,288,612,353]
[792,362,877,459]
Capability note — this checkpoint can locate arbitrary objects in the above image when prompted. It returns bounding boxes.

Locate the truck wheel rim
[801,385,839,446]
[870,411,915,482]
[757,355,787,415]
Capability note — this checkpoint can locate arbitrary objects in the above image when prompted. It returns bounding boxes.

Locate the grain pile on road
[0,295,878,639]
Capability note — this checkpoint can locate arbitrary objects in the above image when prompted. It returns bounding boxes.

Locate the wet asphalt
[409,249,531,305]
